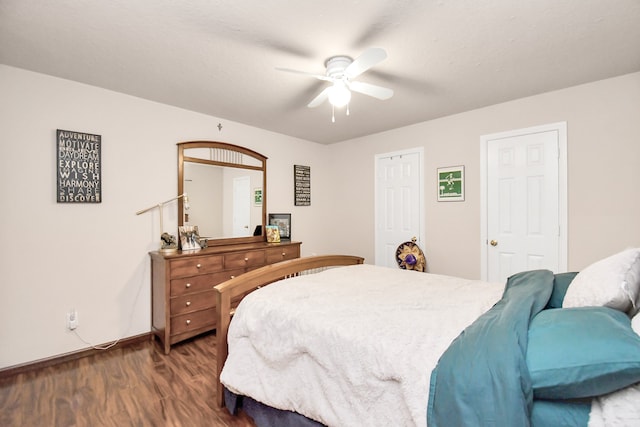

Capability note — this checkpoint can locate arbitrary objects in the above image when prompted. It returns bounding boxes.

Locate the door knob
[490,240,498,247]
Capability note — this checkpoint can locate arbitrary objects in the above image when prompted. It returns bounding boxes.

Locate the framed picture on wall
[437,166,465,202]
[254,188,263,206]
[268,213,291,240]
[294,165,311,206]
[57,129,102,203]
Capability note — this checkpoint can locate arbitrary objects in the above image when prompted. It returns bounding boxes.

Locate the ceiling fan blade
[307,87,331,108]
[275,67,333,82]
[349,81,394,100]
[344,47,387,79]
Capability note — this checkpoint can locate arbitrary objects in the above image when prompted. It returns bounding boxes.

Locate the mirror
[178,141,267,246]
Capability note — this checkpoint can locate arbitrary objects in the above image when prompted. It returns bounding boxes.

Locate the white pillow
[563,248,640,315]
[591,311,640,426]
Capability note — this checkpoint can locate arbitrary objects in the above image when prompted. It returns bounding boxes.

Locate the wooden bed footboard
[213,254,365,407]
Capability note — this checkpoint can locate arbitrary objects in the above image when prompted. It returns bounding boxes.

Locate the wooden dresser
[150,241,301,353]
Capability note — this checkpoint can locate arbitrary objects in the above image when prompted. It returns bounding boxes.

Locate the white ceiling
[1,1,639,144]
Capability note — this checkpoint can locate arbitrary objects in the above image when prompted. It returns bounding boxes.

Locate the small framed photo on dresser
[266,225,281,243]
[268,213,291,240]
[179,225,201,251]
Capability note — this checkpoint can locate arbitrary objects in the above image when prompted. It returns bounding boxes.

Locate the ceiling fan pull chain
[346,103,350,116]
[332,105,336,123]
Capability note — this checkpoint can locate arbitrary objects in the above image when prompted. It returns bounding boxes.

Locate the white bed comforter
[220,264,505,427]
[589,313,640,426]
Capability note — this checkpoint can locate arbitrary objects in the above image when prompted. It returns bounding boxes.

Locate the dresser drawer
[170,269,245,297]
[170,291,216,315]
[170,308,216,336]
[266,245,300,263]
[225,250,266,269]
[169,256,223,278]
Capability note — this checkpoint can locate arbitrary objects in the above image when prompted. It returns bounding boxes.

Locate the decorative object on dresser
[265,225,280,243]
[136,193,189,252]
[178,225,201,251]
[268,213,291,240]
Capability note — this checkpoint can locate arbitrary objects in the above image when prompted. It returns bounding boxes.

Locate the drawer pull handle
[244,257,249,262]
[186,319,191,325]
[185,301,191,307]
[230,275,236,279]
[196,263,202,268]
[282,252,286,257]
[186,283,191,288]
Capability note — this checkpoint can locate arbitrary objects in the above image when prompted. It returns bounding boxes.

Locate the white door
[232,176,251,237]
[375,149,423,268]
[481,123,567,283]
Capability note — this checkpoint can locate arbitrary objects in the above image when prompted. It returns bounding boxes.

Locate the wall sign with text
[294,164,311,206]
[57,129,102,203]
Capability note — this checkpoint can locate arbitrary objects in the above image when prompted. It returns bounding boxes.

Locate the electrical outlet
[67,309,78,330]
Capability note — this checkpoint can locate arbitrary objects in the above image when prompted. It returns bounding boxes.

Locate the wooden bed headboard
[213,254,365,407]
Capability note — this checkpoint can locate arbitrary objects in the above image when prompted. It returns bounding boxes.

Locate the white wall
[2,64,639,369]
[328,72,640,279]
[0,65,331,368]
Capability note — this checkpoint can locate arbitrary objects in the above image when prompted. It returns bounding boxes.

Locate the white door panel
[232,176,251,237]
[482,123,567,283]
[375,149,423,268]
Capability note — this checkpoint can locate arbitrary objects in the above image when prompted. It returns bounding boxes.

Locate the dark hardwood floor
[0,333,256,427]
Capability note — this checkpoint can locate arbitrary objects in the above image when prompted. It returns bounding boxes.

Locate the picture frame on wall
[294,165,311,206]
[56,129,102,203]
[437,165,465,202]
[268,213,291,240]
[254,188,263,206]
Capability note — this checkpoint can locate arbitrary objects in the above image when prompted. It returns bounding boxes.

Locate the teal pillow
[531,400,590,427]
[527,307,640,399]
[546,272,578,309]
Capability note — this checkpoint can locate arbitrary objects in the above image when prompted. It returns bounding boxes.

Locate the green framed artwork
[254,188,263,206]
[437,165,465,202]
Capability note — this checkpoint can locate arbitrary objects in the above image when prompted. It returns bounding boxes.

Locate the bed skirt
[225,388,325,427]
[225,387,590,427]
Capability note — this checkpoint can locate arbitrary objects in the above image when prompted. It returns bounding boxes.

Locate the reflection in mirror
[183,163,263,238]
[178,141,267,247]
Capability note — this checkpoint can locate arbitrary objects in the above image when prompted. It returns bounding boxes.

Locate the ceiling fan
[276,47,394,122]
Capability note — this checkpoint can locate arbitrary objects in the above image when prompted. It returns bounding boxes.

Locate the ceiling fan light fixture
[277,48,392,116]
[328,82,351,108]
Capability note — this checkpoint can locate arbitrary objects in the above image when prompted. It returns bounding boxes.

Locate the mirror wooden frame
[177,141,267,247]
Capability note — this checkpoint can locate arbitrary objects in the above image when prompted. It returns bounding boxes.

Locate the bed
[213,250,640,426]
